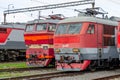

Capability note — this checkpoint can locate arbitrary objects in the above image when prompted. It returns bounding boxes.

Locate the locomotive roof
[27,19,60,24]
[0,23,26,29]
[58,16,118,26]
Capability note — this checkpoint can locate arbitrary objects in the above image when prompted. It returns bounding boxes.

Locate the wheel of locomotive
[114,59,119,68]
[108,59,114,69]
[88,60,97,71]
[12,55,17,61]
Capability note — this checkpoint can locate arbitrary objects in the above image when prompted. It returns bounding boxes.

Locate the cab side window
[36,24,46,31]
[48,24,56,31]
[87,24,95,34]
[26,25,34,32]
[0,28,7,33]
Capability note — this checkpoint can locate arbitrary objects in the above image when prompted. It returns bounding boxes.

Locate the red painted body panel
[24,39,53,44]
[54,23,103,48]
[54,34,98,48]
[0,28,12,43]
[24,33,53,45]
[56,60,91,71]
[117,22,120,48]
[118,35,120,48]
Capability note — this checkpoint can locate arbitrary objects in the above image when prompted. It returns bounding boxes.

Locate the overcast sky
[0,0,120,23]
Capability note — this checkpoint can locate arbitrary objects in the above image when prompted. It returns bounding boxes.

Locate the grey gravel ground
[51,69,120,80]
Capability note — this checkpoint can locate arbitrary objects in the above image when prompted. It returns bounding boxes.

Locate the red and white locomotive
[0,23,26,61]
[54,9,119,71]
[24,14,64,67]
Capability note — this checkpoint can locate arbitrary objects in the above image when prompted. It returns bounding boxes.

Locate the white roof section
[0,23,26,29]
[27,19,60,24]
[59,16,118,26]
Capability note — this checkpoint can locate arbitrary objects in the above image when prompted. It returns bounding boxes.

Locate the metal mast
[3,0,95,24]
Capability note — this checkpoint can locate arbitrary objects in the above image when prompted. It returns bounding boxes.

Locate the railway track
[0,61,25,65]
[0,67,54,72]
[1,68,120,80]
[0,71,83,80]
[93,74,120,80]
[0,69,105,80]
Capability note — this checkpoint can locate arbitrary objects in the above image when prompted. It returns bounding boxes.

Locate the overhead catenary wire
[30,0,76,11]
[3,0,96,23]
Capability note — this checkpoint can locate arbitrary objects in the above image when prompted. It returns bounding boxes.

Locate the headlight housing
[55,49,61,53]
[72,48,80,53]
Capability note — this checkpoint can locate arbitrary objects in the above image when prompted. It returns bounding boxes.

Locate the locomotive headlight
[55,49,61,53]
[72,48,80,53]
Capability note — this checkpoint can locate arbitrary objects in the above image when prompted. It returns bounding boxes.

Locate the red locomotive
[24,14,64,67]
[54,9,119,71]
[0,23,26,61]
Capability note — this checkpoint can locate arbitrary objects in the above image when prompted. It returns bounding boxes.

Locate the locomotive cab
[54,16,119,71]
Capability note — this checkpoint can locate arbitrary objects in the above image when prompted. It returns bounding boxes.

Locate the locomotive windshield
[55,24,67,34]
[26,25,34,32]
[36,24,47,31]
[68,23,82,34]
[55,23,82,35]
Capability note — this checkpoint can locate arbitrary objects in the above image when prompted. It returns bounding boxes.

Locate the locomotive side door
[102,25,115,59]
[96,24,115,58]
[96,24,103,59]
[86,23,103,58]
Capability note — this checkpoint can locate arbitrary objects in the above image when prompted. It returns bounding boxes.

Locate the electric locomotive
[24,14,64,67]
[54,9,119,71]
[0,23,26,61]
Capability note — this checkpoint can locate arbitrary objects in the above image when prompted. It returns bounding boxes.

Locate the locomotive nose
[55,48,80,63]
